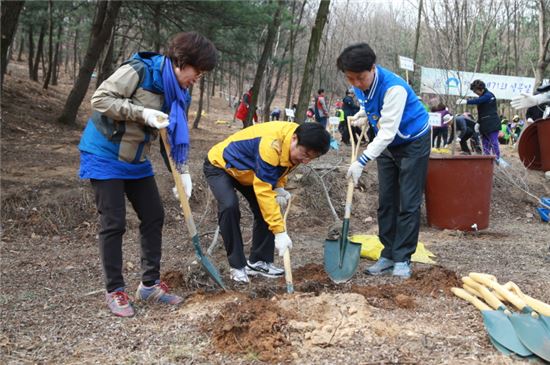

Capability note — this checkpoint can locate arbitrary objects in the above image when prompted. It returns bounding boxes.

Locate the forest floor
[1,61,550,364]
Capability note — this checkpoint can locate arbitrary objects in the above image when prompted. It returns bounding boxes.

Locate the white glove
[456,99,467,105]
[142,108,169,129]
[349,109,368,128]
[172,173,192,199]
[275,232,292,256]
[456,137,461,142]
[474,123,480,133]
[510,92,549,109]
[274,187,291,209]
[346,160,365,185]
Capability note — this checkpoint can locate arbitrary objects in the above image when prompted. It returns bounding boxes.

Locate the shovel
[451,288,527,356]
[281,197,294,294]
[470,273,550,361]
[502,281,550,331]
[323,118,365,283]
[460,277,532,357]
[159,129,226,290]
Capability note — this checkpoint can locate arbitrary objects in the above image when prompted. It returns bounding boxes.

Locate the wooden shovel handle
[282,197,293,293]
[504,281,550,316]
[469,273,527,311]
[451,287,491,311]
[462,277,505,311]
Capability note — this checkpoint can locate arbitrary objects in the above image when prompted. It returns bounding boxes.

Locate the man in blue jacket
[336,43,430,279]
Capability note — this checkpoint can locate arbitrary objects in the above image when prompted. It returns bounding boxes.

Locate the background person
[314,88,329,128]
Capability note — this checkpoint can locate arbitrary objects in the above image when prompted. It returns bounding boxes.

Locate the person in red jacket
[235,88,258,127]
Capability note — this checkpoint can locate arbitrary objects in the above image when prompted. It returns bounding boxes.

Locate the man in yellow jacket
[204,122,331,283]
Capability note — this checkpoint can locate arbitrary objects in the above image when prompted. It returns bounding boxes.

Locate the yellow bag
[350,234,436,264]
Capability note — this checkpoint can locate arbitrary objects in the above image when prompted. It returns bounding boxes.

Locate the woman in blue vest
[337,43,430,279]
[78,32,217,317]
[456,79,506,166]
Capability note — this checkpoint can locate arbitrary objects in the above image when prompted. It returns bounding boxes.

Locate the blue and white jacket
[354,65,429,165]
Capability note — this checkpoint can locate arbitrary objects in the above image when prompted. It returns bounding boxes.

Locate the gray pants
[203,159,275,269]
[377,132,430,262]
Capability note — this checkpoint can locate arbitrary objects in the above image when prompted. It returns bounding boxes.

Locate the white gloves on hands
[346,160,365,185]
[510,92,549,110]
[349,109,368,128]
[456,99,467,105]
[275,232,293,256]
[274,187,291,209]
[456,137,461,142]
[142,108,169,129]
[474,123,480,133]
[172,173,192,200]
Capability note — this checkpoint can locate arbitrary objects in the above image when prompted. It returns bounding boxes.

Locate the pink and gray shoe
[135,280,183,305]
[105,289,135,317]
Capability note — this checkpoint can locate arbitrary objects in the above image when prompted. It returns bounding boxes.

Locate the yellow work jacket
[207,122,299,233]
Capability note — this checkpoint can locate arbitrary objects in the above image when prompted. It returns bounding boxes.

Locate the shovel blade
[481,310,532,357]
[509,313,550,361]
[193,235,226,290]
[323,237,362,284]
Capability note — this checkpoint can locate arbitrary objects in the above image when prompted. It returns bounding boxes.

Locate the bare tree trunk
[57,1,122,125]
[43,0,54,89]
[295,0,331,124]
[96,27,116,88]
[17,34,25,61]
[193,76,206,129]
[411,0,423,89]
[31,25,45,81]
[1,0,25,86]
[28,25,34,79]
[534,0,549,86]
[52,22,62,86]
[284,0,306,118]
[73,24,79,80]
[244,0,285,128]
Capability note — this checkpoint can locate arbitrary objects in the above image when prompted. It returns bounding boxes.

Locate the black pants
[338,121,362,144]
[203,159,274,269]
[459,128,474,154]
[377,132,430,262]
[432,127,448,148]
[91,176,164,292]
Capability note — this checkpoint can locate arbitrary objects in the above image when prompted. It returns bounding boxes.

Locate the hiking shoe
[364,257,394,276]
[105,288,135,317]
[392,261,412,279]
[246,260,284,278]
[229,267,250,283]
[135,280,183,305]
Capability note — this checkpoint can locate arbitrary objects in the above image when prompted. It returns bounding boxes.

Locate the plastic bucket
[536,118,550,171]
[425,154,494,231]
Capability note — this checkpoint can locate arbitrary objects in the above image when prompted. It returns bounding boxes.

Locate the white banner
[399,56,414,72]
[419,67,545,100]
[428,112,441,127]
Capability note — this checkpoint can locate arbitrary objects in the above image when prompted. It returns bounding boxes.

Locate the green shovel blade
[508,311,550,361]
[481,309,532,357]
[192,235,226,290]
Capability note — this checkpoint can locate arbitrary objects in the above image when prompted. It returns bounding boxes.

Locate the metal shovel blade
[481,309,532,357]
[192,235,226,290]
[508,311,550,361]
[324,218,361,283]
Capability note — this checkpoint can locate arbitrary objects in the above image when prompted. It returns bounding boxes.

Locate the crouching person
[204,122,330,284]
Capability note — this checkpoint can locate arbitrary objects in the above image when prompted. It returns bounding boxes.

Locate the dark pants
[432,126,448,148]
[377,132,430,262]
[203,160,275,269]
[459,128,474,154]
[91,177,164,292]
[338,121,362,145]
[481,130,501,159]
[316,116,328,129]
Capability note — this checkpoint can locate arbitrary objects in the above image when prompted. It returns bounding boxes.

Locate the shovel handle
[159,129,197,237]
[462,284,483,299]
[462,277,506,311]
[504,281,550,316]
[451,287,491,311]
[282,198,294,294]
[469,273,527,312]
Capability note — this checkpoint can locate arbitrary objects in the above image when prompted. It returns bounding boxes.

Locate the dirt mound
[205,297,294,362]
[352,266,460,309]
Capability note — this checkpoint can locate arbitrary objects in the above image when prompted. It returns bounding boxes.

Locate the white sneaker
[496,157,510,168]
[229,267,250,283]
[246,260,284,278]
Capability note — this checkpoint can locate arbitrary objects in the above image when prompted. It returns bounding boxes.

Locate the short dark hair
[336,43,376,73]
[470,79,486,92]
[295,123,330,155]
[317,88,325,95]
[165,32,218,72]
